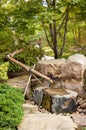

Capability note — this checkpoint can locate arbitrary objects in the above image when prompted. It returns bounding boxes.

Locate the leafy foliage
[14,45,44,66]
[8,45,44,72]
[0,62,9,82]
[8,63,21,73]
[0,84,24,130]
[0,0,86,62]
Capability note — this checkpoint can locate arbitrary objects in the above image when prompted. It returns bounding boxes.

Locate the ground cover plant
[0,62,9,82]
[0,84,24,130]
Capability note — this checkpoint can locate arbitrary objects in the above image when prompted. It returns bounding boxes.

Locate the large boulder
[35,54,86,98]
[35,58,66,77]
[68,54,86,66]
[63,54,86,98]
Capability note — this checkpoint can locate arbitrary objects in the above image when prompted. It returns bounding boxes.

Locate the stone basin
[43,88,69,95]
[33,87,78,114]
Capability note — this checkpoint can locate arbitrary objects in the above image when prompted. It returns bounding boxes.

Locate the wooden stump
[33,87,78,114]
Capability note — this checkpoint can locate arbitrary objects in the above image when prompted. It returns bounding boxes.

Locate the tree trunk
[59,5,69,57]
[49,21,59,59]
[53,20,59,59]
[42,1,70,59]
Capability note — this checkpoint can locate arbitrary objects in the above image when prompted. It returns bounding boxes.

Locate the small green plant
[8,63,21,73]
[0,84,24,130]
[14,45,44,66]
[0,62,9,82]
[8,45,44,73]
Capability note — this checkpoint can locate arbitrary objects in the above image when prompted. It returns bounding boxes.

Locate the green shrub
[15,45,44,66]
[0,84,24,130]
[8,45,44,72]
[8,63,21,73]
[0,62,9,82]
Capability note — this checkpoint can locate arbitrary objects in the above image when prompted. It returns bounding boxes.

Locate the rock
[72,114,86,127]
[7,75,29,90]
[80,103,86,109]
[7,75,31,98]
[22,103,41,114]
[64,82,86,98]
[67,54,86,96]
[19,102,78,130]
[51,89,77,114]
[35,58,66,77]
[41,55,54,60]
[68,54,86,66]
[59,62,83,81]
[77,97,86,114]
[33,87,78,114]
[18,114,78,130]
[35,54,86,98]
[58,60,86,98]
[33,86,47,106]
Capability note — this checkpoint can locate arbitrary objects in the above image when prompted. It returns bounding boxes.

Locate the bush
[14,45,44,66]
[8,45,44,73]
[0,84,24,130]
[0,62,9,82]
[8,63,21,73]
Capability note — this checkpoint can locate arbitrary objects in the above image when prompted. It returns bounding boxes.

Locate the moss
[42,94,51,112]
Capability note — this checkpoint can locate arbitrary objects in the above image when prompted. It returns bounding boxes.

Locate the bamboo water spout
[6,54,53,83]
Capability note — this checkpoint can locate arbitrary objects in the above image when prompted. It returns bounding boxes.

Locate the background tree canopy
[0,0,86,61]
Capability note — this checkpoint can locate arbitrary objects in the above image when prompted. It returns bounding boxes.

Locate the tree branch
[57,14,66,33]
[57,5,71,33]
[49,23,54,47]
[42,21,53,49]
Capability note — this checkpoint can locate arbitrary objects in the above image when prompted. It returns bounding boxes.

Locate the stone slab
[7,75,29,90]
[18,114,77,130]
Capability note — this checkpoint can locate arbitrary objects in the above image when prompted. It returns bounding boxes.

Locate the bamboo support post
[24,74,32,96]
[24,65,35,96]
[32,74,44,86]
